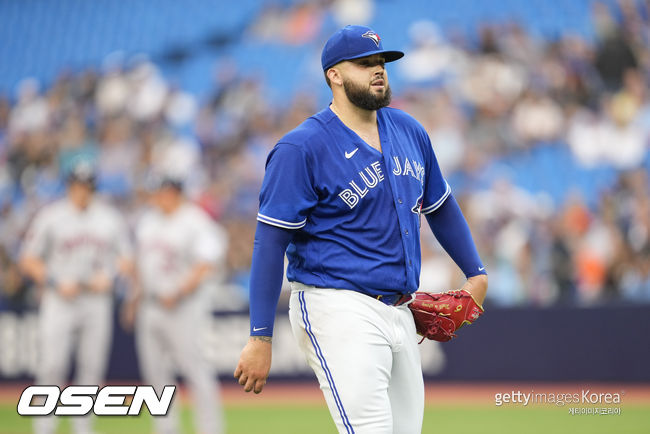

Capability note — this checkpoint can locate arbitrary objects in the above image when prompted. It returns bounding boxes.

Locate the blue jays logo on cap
[362,30,381,47]
[321,25,404,71]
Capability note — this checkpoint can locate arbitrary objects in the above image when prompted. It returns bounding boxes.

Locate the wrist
[179,282,195,299]
[463,275,488,305]
[249,335,272,344]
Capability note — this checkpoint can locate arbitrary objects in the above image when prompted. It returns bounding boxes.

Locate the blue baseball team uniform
[257,106,450,298]
[244,24,486,434]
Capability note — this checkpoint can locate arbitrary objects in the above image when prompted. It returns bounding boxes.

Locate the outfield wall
[0,305,648,383]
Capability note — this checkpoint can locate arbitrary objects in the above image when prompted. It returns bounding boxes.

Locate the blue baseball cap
[321,25,404,71]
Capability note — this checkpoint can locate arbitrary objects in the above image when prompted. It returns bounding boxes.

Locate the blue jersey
[257,106,450,297]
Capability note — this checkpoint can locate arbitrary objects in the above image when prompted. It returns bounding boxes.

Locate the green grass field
[1,403,648,434]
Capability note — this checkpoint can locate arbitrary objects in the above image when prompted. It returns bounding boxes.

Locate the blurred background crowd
[0,0,649,311]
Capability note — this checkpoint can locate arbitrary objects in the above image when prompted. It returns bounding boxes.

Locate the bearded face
[342,76,392,111]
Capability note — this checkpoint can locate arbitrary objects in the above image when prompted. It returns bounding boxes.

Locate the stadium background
[0,0,649,433]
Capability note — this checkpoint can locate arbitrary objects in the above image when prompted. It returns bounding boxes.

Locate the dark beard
[342,78,392,110]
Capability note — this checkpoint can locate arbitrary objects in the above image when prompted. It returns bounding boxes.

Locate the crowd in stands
[1,0,649,310]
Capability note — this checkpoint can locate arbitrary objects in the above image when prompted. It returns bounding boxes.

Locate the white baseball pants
[289,283,424,434]
[136,296,223,434]
[34,291,113,434]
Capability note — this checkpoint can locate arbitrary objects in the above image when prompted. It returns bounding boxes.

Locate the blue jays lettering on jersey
[257,106,450,297]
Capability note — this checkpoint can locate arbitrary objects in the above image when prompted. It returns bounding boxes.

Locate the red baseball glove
[408,289,484,342]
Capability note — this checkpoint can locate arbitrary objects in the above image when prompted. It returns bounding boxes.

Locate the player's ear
[327,67,343,87]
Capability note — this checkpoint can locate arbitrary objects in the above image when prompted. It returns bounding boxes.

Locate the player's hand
[57,281,80,300]
[158,293,180,310]
[88,271,112,294]
[234,336,272,394]
[120,299,138,331]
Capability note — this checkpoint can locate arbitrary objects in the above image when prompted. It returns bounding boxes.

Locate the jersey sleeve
[21,208,52,259]
[257,142,318,229]
[419,130,451,215]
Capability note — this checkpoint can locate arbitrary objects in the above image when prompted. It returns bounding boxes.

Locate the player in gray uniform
[20,161,132,434]
[126,176,226,434]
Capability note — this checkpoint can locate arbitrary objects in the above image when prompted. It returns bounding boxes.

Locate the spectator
[1,1,650,313]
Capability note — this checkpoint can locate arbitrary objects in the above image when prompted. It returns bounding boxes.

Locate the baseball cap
[321,25,404,71]
[66,159,96,186]
[145,172,184,192]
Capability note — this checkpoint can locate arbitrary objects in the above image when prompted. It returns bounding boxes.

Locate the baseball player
[125,176,227,434]
[234,25,488,433]
[19,160,132,434]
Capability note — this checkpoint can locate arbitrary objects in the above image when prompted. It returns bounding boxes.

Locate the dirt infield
[2,381,649,406]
